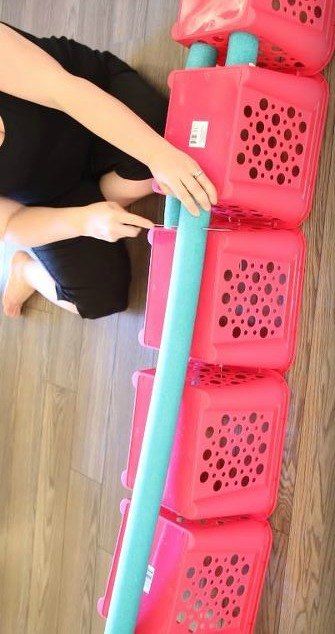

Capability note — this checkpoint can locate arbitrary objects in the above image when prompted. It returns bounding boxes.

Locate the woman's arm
[1,198,154,248]
[0,23,217,216]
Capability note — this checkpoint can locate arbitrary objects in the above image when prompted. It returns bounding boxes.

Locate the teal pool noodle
[186,41,218,68]
[104,34,259,634]
[226,31,259,66]
[104,206,210,634]
[163,42,218,228]
[164,194,181,228]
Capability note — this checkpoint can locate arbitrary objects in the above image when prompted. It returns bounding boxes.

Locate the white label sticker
[143,564,155,594]
[189,120,209,148]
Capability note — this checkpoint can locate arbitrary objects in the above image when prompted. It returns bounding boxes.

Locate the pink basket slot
[141,226,306,371]
[123,364,289,519]
[172,0,335,76]
[153,66,328,227]
[98,499,272,633]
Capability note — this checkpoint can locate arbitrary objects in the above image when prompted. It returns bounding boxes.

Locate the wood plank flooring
[0,1,334,632]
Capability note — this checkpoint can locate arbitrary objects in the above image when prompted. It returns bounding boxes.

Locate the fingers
[195,171,218,206]
[181,175,212,212]
[111,223,141,239]
[171,181,201,216]
[159,182,173,196]
[111,204,154,230]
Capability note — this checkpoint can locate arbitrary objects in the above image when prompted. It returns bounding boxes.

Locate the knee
[99,171,153,206]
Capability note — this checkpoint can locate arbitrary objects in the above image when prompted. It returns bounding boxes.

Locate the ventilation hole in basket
[229,468,237,478]
[256,463,264,474]
[188,621,198,632]
[217,458,225,469]
[233,327,241,338]
[234,424,243,435]
[222,415,230,425]
[194,600,203,610]
[199,577,207,589]
[177,612,186,623]
[203,450,212,461]
[262,421,270,432]
[219,316,228,328]
[220,437,228,448]
[244,106,252,118]
[210,587,219,599]
[242,564,250,575]
[204,556,212,566]
[232,607,241,618]
[187,567,196,578]
[259,443,267,454]
[200,472,209,483]
[235,305,243,316]
[224,269,233,281]
[213,480,222,492]
[226,576,234,586]
[183,590,192,601]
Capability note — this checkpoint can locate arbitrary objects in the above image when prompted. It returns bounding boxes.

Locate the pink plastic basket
[140,226,306,371]
[122,364,289,519]
[98,499,272,633]
[172,0,335,75]
[153,66,328,226]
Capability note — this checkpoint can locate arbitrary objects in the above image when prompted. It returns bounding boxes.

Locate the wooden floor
[0,1,334,632]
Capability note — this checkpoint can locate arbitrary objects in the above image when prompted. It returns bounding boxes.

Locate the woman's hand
[147,141,218,216]
[82,201,154,242]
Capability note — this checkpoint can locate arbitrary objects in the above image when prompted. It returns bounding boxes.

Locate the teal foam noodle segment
[226,31,259,66]
[104,33,259,634]
[104,206,210,634]
[164,194,181,228]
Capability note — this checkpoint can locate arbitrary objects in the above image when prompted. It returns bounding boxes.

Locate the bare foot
[2,251,35,318]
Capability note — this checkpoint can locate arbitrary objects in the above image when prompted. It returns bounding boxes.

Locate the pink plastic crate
[140,226,306,371]
[122,364,289,519]
[154,66,328,226]
[172,0,335,75]
[98,499,272,633]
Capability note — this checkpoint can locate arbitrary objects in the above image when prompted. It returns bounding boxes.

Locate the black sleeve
[1,21,134,89]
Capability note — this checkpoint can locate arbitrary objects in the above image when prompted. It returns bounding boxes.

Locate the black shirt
[0,24,149,206]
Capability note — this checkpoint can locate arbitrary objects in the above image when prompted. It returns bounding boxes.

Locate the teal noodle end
[226,31,259,66]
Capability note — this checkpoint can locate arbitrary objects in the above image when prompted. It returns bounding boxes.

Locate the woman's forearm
[3,205,82,247]
[58,75,167,167]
